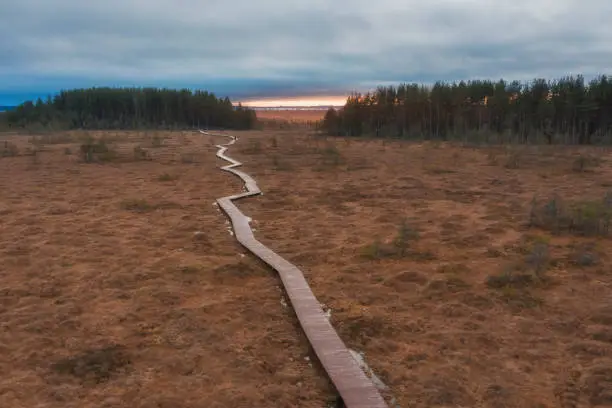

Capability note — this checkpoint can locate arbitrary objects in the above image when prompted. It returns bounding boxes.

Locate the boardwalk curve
[202,130,389,408]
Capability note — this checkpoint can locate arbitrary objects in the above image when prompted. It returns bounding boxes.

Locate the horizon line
[243,105,343,110]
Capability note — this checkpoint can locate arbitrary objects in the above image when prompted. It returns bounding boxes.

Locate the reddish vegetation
[232,130,612,407]
[2,129,612,407]
[255,109,326,124]
[0,131,333,408]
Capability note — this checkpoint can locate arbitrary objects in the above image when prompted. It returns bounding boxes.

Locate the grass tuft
[79,137,117,163]
[572,155,601,173]
[157,173,179,182]
[120,199,154,213]
[133,145,152,161]
[1,141,19,157]
[529,193,612,237]
[362,219,419,259]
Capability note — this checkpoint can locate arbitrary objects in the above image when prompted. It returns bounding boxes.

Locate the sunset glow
[239,96,346,108]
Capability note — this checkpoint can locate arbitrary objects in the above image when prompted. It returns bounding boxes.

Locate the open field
[0,131,334,408]
[2,129,612,407]
[255,109,326,124]
[231,131,612,407]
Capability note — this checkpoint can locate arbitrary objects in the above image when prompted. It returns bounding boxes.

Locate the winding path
[202,130,388,408]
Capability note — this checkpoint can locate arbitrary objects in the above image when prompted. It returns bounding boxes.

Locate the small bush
[80,137,117,163]
[51,345,130,383]
[151,134,163,148]
[1,141,18,157]
[394,218,419,256]
[27,147,40,165]
[98,134,121,144]
[569,242,600,267]
[320,144,343,166]
[22,146,38,157]
[427,167,456,175]
[157,173,179,182]
[271,154,292,171]
[572,199,612,236]
[133,145,151,161]
[243,140,262,154]
[180,153,199,163]
[64,147,72,155]
[486,151,499,165]
[487,238,552,290]
[120,199,154,213]
[573,250,599,267]
[529,193,612,237]
[486,267,535,289]
[29,133,74,145]
[180,265,202,274]
[362,220,419,259]
[572,155,600,172]
[362,237,396,259]
[524,239,550,276]
[499,286,543,309]
[504,151,521,169]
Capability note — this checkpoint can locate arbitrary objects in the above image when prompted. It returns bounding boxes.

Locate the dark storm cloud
[1,0,611,104]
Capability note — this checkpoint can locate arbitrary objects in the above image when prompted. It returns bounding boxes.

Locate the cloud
[1,0,611,104]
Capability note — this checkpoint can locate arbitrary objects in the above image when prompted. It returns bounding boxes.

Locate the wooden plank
[202,130,388,408]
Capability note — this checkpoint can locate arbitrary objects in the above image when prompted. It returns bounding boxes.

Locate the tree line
[3,87,257,130]
[322,75,612,144]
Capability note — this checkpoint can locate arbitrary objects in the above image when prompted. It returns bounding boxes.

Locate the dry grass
[4,127,612,407]
[255,110,324,130]
[0,130,334,408]
[229,130,612,408]
[255,109,327,122]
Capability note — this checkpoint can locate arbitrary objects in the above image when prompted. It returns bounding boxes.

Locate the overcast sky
[1,0,611,105]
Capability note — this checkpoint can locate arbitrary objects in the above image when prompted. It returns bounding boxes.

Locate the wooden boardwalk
[203,130,388,408]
